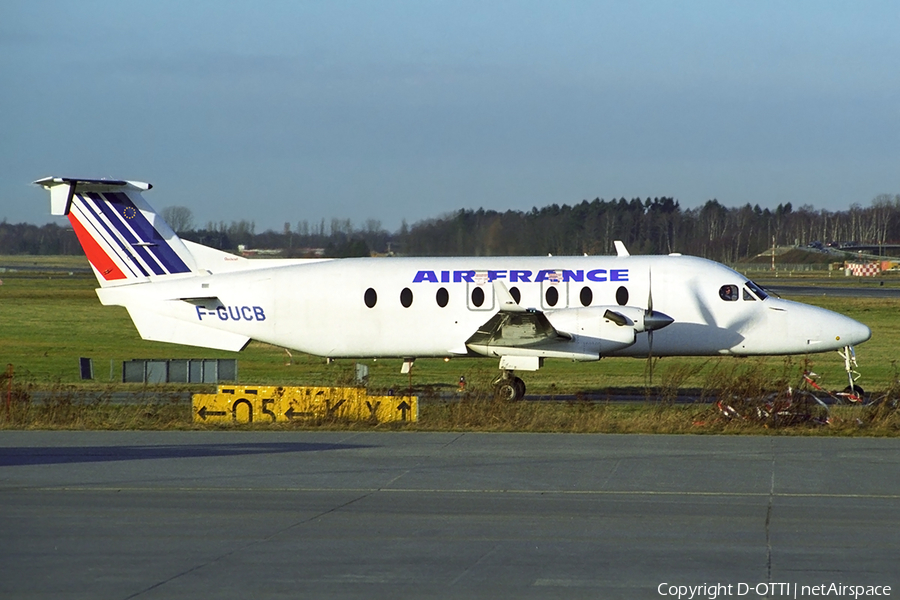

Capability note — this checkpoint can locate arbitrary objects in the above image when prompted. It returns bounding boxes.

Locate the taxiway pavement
[2,431,898,599]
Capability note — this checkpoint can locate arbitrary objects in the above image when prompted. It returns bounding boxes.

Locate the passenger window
[400,287,413,308]
[742,287,756,301]
[719,285,738,301]
[364,288,377,308]
[436,287,449,308]
[580,286,592,307]
[471,287,485,307]
[615,286,629,306]
[509,286,521,304]
[545,286,559,307]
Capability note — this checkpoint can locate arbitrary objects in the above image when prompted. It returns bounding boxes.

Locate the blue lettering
[206,305,267,321]
[587,269,607,282]
[195,306,205,320]
[413,270,438,283]
[409,266,624,284]
[510,270,531,283]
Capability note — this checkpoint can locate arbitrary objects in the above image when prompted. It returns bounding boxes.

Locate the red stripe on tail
[68,213,127,281]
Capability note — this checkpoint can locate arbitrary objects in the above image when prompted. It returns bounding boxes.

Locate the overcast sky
[2,1,898,233]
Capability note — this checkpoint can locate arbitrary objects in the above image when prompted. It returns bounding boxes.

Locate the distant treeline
[3,194,898,263]
[406,195,900,262]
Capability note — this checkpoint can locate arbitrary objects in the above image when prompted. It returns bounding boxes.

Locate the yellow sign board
[192,385,418,424]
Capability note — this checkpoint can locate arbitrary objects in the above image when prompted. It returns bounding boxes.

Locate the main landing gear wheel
[513,377,526,399]
[494,376,526,401]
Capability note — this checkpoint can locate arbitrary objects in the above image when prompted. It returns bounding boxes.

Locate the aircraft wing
[465,281,574,356]
[464,280,649,364]
[466,309,572,349]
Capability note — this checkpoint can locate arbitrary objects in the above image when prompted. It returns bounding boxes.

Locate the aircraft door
[467,272,495,311]
[540,270,567,309]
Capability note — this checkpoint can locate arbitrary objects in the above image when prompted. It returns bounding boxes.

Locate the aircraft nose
[785,302,872,352]
[839,317,871,347]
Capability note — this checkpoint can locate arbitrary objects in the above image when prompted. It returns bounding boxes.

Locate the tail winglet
[35,177,198,286]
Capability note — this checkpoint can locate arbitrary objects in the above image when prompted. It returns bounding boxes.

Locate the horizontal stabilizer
[126,306,250,352]
[35,177,152,216]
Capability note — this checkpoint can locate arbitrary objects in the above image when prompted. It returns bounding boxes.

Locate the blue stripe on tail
[83,193,162,275]
[75,195,150,277]
[86,192,190,275]
[104,192,191,274]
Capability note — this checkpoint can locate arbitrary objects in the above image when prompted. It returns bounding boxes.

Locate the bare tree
[161,206,194,233]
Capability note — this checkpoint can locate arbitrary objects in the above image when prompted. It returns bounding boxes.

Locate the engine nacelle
[609,305,674,333]
[544,306,637,354]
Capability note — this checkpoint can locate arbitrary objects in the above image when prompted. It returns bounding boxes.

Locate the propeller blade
[690,280,717,328]
[647,267,655,385]
[644,267,673,332]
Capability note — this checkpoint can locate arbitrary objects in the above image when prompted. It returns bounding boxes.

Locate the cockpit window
[719,284,738,301]
[746,280,768,300]
[742,287,757,301]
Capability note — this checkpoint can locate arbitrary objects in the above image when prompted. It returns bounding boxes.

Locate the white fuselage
[100,253,871,360]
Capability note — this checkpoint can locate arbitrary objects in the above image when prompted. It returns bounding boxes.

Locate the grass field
[3,367,899,434]
[2,260,897,396]
[0,254,92,270]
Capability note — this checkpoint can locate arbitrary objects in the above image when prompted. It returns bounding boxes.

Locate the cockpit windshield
[721,280,770,302]
[745,280,768,300]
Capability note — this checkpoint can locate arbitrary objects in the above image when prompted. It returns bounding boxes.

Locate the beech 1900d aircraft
[37,177,871,400]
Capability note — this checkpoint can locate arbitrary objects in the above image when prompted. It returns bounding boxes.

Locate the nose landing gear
[839,345,865,400]
[493,370,526,401]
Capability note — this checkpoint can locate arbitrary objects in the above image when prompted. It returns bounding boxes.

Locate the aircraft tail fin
[35,177,199,287]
